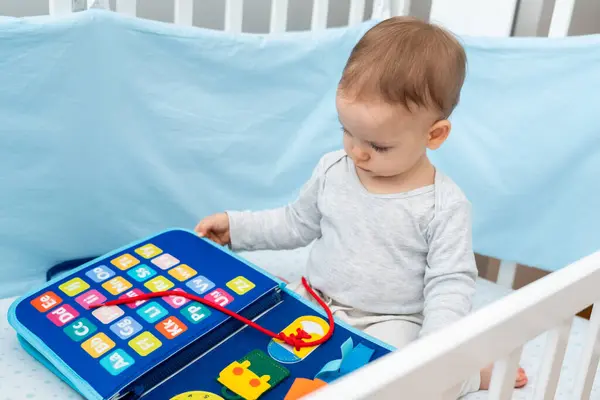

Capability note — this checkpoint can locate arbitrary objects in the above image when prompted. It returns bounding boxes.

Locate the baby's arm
[226,156,327,252]
[420,200,478,338]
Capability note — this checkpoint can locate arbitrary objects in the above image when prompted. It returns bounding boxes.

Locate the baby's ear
[427,119,451,150]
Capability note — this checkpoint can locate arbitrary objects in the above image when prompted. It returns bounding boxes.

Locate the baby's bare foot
[479,365,528,390]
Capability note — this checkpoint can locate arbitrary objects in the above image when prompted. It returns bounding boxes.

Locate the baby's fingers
[194,221,211,237]
[202,232,225,246]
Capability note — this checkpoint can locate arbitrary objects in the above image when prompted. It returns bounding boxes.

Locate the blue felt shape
[314,337,374,383]
[339,342,375,375]
[313,338,353,382]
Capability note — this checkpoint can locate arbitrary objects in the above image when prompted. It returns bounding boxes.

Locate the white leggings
[287,280,480,399]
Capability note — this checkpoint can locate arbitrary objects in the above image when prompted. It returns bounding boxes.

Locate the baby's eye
[370,143,390,153]
[341,127,350,136]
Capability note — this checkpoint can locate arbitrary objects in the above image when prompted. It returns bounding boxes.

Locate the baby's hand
[195,212,231,246]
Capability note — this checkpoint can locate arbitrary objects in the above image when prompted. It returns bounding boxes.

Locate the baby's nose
[352,146,370,161]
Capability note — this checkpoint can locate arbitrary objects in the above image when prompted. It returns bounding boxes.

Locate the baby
[196,16,527,397]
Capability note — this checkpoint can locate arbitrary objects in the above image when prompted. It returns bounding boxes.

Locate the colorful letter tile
[85,266,115,283]
[226,276,256,295]
[58,278,90,297]
[100,349,135,376]
[128,332,162,356]
[102,276,133,296]
[127,264,157,282]
[168,264,197,282]
[185,275,215,295]
[119,288,147,309]
[110,253,140,271]
[63,318,97,342]
[110,316,143,340]
[150,253,179,270]
[180,302,211,324]
[92,305,125,325]
[82,332,115,358]
[163,288,190,309]
[134,243,163,259]
[144,276,174,292]
[156,316,188,340]
[47,304,79,327]
[204,288,234,307]
[75,290,107,310]
[137,302,168,323]
[31,291,62,312]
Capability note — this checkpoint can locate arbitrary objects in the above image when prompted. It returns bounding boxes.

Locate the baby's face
[336,93,442,179]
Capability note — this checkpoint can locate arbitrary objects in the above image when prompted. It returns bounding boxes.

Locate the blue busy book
[8,229,393,400]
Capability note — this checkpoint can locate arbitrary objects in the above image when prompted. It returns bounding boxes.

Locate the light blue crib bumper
[0,10,599,298]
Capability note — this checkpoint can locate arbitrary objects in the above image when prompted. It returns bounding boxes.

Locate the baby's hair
[339,16,467,119]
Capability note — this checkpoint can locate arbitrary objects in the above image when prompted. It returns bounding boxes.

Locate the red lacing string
[91,276,334,350]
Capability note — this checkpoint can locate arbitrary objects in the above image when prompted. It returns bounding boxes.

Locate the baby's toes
[515,368,528,388]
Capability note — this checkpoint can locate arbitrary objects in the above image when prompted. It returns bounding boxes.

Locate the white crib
[3,0,598,399]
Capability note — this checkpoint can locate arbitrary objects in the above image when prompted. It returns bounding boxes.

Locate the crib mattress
[0,247,598,399]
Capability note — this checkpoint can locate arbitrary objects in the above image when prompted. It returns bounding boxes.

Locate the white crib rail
[303,250,600,399]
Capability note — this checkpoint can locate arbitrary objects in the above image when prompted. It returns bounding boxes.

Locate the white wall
[0,0,598,35]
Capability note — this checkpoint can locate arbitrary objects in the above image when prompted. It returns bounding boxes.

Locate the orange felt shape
[283,378,327,400]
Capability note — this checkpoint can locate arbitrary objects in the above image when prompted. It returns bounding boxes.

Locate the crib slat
[548,0,576,38]
[72,0,86,12]
[429,0,518,37]
[225,0,244,33]
[372,0,410,18]
[371,0,387,19]
[348,0,365,25]
[311,0,329,31]
[174,0,194,26]
[115,0,137,16]
[88,0,109,9]
[390,0,411,16]
[532,319,572,399]
[573,302,600,399]
[269,0,288,33]
[49,0,73,15]
[488,346,523,400]
[496,260,517,289]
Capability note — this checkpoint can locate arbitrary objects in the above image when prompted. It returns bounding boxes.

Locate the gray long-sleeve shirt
[227,150,478,337]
